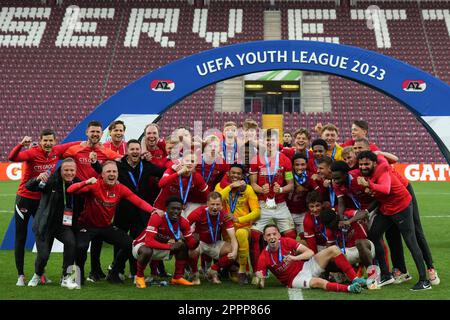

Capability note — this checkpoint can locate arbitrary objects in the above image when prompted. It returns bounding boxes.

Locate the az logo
[150,80,175,92]
[402,80,426,92]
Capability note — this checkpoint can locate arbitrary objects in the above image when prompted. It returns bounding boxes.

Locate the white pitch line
[0,194,16,197]
[422,216,450,218]
[415,192,450,195]
[288,288,304,300]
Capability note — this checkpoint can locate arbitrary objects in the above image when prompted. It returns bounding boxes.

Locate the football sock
[136,261,146,278]
[189,255,199,273]
[236,228,250,273]
[334,253,356,281]
[211,256,233,271]
[150,260,159,276]
[174,259,187,279]
[326,282,349,292]
[250,230,262,273]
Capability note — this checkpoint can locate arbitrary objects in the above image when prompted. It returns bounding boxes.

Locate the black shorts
[15,195,40,219]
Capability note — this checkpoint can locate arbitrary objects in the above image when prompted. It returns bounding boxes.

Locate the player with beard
[132,197,198,288]
[254,224,365,293]
[187,192,238,284]
[103,120,127,156]
[63,120,122,282]
[67,161,161,285]
[215,164,261,284]
[8,129,81,286]
[354,139,439,285]
[357,151,431,291]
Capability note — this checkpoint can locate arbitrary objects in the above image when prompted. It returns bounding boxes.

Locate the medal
[264,151,279,209]
[265,197,277,209]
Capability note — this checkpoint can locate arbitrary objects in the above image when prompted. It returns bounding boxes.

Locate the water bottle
[38,169,52,188]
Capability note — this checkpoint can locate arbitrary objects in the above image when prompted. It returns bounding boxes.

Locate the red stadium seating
[0,0,448,164]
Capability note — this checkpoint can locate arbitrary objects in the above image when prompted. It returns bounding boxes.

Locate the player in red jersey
[155,153,208,214]
[341,120,379,151]
[67,161,161,285]
[196,135,228,194]
[286,152,319,238]
[341,146,358,170]
[357,151,431,291]
[132,196,198,288]
[103,120,127,156]
[221,121,239,165]
[309,138,328,174]
[187,192,238,285]
[254,224,365,293]
[141,123,167,168]
[249,129,296,279]
[314,157,338,209]
[281,128,314,164]
[319,208,375,268]
[353,139,439,285]
[63,120,121,282]
[63,120,121,181]
[8,129,80,286]
[303,191,332,253]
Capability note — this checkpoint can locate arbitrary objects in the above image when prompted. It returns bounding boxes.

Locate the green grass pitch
[0,180,448,300]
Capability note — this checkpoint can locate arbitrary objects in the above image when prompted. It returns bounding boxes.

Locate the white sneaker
[61,275,80,290]
[145,276,154,283]
[118,273,126,281]
[28,274,41,287]
[428,268,440,286]
[16,275,26,286]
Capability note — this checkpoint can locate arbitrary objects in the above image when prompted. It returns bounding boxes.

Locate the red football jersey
[333,170,374,210]
[257,237,305,288]
[303,211,331,253]
[154,169,208,210]
[103,140,127,156]
[195,161,228,195]
[133,214,193,250]
[67,179,153,227]
[186,205,234,244]
[63,144,120,180]
[286,174,319,214]
[342,139,379,151]
[367,163,412,215]
[8,141,80,200]
[249,152,293,203]
[326,209,368,249]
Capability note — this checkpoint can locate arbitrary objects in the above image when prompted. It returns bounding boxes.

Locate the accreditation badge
[265,197,277,209]
[62,208,73,226]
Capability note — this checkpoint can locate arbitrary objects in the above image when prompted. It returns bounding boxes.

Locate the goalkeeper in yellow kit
[215,164,261,284]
